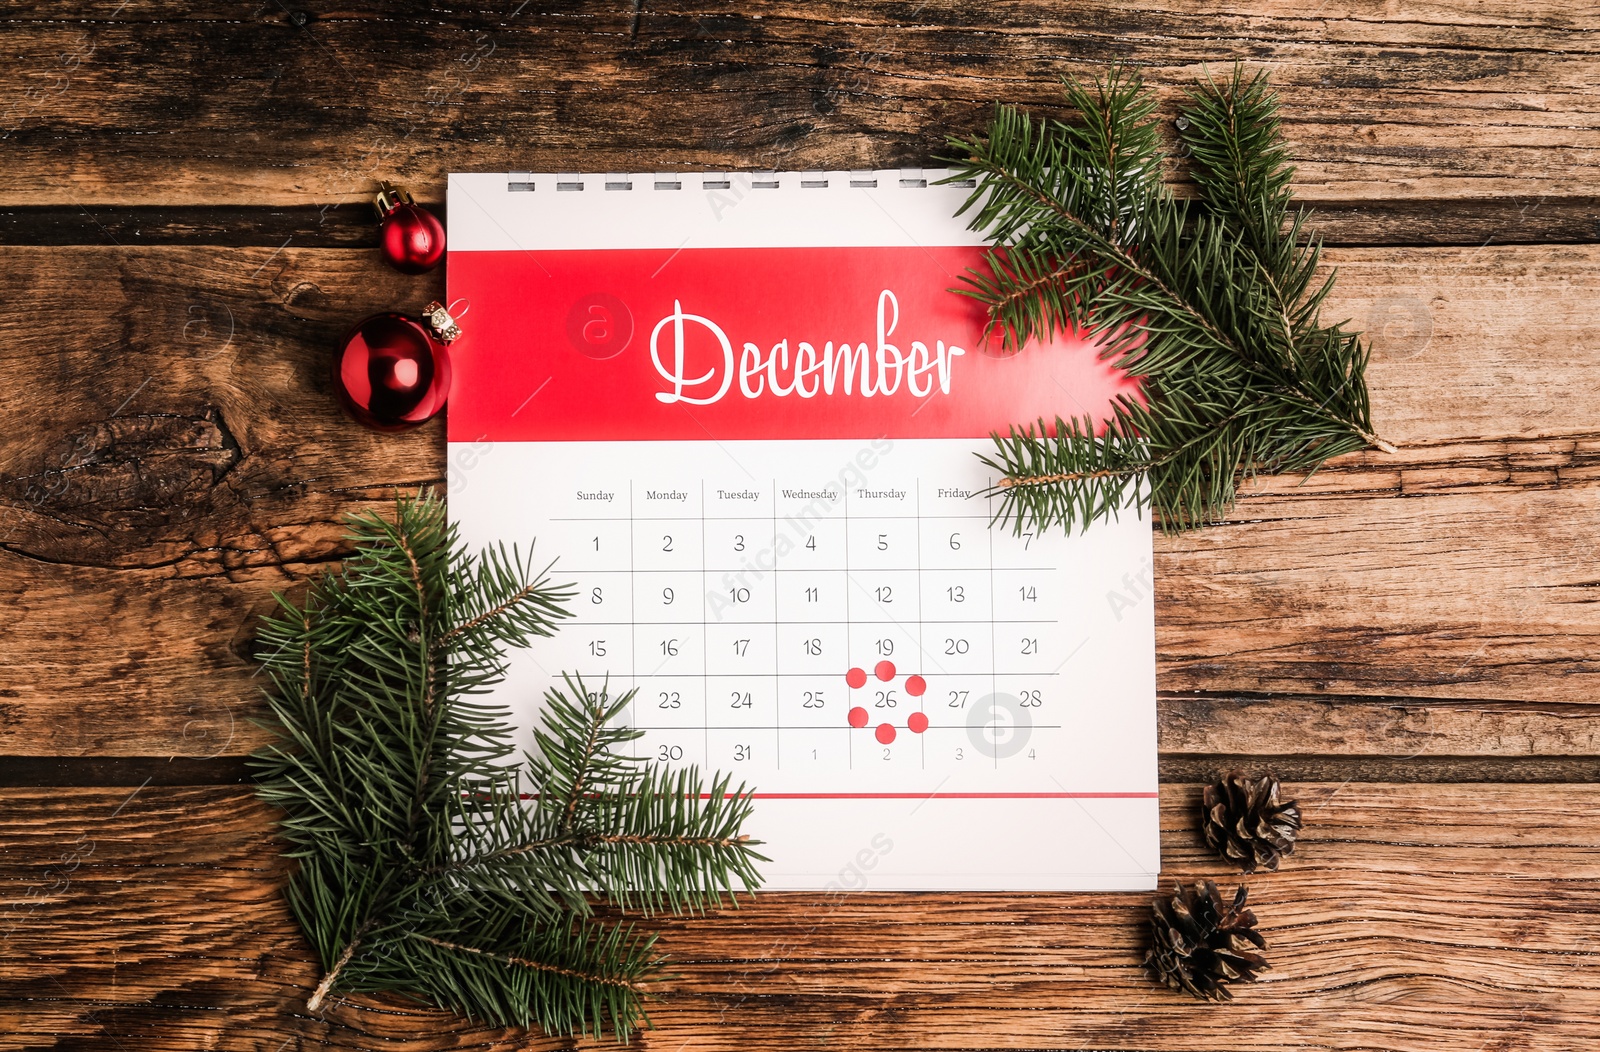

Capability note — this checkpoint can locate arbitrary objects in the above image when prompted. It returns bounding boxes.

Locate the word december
[651,290,967,406]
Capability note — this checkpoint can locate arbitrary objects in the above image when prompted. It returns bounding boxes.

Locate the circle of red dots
[845,667,867,689]
[874,660,896,682]
[907,712,929,734]
[875,722,897,745]
[905,674,927,697]
[847,706,869,728]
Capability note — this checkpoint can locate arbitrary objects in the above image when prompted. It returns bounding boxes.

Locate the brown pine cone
[1146,880,1269,1001]
[1202,771,1301,873]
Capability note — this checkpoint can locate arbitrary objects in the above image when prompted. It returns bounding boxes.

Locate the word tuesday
[650,290,967,406]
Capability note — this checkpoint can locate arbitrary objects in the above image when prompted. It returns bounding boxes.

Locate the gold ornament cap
[422,301,462,344]
[373,181,415,221]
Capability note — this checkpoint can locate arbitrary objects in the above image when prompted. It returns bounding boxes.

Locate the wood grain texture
[0,243,1593,754]
[1,199,1597,250]
[2,244,1598,756]
[3,5,1597,1049]
[2,783,1596,1052]
[0,2,1596,207]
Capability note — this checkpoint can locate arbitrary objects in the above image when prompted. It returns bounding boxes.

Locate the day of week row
[577,488,769,503]
[569,484,979,510]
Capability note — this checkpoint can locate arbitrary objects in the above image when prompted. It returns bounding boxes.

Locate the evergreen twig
[946,64,1394,534]
[251,493,765,1040]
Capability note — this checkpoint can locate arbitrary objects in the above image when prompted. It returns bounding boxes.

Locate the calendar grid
[842,483,853,770]
[699,482,708,765]
[553,599,1062,625]
[771,478,781,770]
[517,441,1145,787]
[576,476,1084,770]
[915,479,926,767]
[660,724,1065,731]
[986,478,999,769]
[550,562,1061,573]
[590,671,1062,680]
[628,480,637,728]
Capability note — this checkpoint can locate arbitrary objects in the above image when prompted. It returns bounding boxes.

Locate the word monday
[650,290,967,406]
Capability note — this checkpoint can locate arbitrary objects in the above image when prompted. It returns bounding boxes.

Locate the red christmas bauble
[373,182,445,274]
[333,312,453,431]
[378,202,446,274]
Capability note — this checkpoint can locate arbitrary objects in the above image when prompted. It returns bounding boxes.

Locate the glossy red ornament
[333,302,460,432]
[374,182,446,274]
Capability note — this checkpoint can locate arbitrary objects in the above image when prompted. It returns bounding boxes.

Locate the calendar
[446,170,1159,890]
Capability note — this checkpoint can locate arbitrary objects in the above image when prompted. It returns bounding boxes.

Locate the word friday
[650,290,968,405]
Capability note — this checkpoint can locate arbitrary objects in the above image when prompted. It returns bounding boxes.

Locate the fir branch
[437,575,548,650]
[593,832,754,848]
[556,678,611,835]
[251,494,765,1040]
[305,920,370,1013]
[392,514,441,853]
[408,933,640,991]
[948,64,1395,534]
[1000,467,1131,487]
[300,605,313,708]
[951,135,1259,384]
[393,903,660,1040]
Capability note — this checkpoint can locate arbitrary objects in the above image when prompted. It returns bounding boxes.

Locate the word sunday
[650,290,968,406]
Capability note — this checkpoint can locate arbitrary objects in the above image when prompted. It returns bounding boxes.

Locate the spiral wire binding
[503,169,974,193]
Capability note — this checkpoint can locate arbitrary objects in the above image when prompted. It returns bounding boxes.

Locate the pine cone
[1146,880,1269,1001]
[1201,771,1301,873]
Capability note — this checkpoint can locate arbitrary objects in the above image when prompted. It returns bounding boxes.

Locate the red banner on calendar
[447,246,1139,442]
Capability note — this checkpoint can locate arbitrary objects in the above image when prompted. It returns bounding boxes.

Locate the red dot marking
[905,675,926,697]
[846,667,867,689]
[875,722,897,745]
[848,706,869,728]
[875,660,896,682]
[907,712,929,734]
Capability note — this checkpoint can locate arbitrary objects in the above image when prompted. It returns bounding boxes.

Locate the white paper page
[446,171,1160,890]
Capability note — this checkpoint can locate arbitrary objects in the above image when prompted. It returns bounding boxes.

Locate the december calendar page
[446,170,1159,891]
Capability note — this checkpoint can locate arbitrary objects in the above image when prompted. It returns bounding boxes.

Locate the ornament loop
[423,301,463,343]
[373,180,416,221]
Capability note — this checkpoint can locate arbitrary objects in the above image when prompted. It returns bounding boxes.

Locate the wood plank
[0,2,1595,206]
[1158,753,1600,784]
[1,244,1599,755]
[1335,245,1600,450]
[1155,486,1600,703]
[1161,693,1600,759]
[7,751,1600,791]
[2,783,1596,1051]
[2,198,1596,250]
[5,476,1594,756]
[0,242,1592,563]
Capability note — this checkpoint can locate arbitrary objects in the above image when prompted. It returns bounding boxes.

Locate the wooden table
[2,4,1597,1049]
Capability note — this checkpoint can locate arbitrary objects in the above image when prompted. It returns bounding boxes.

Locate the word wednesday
[650,289,967,405]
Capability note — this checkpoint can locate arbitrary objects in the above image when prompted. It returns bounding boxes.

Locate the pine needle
[946,64,1394,535]
[251,492,765,1040]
